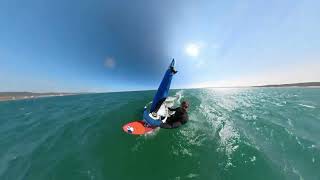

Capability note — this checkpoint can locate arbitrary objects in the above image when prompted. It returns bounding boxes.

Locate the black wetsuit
[160,107,188,129]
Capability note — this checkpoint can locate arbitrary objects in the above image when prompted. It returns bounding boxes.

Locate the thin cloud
[104,57,116,69]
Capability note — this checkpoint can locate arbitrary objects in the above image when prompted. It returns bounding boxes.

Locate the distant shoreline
[0,92,79,102]
[252,82,320,88]
[200,82,320,89]
[1,82,319,101]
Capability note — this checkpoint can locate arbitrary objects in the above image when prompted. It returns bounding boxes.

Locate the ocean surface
[0,88,319,180]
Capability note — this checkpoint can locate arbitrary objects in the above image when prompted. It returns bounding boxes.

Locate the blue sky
[0,0,319,92]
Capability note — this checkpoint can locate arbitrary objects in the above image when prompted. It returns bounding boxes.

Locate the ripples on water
[165,88,320,179]
[0,88,319,180]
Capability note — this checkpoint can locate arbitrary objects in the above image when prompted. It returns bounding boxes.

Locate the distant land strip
[0,92,79,101]
[1,82,319,102]
[253,82,320,87]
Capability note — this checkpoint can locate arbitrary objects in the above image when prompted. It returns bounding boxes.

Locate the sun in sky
[185,43,200,57]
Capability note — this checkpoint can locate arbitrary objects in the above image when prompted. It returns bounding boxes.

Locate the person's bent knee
[171,122,182,128]
[160,123,173,129]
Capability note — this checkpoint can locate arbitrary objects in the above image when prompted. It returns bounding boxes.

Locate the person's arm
[168,107,178,111]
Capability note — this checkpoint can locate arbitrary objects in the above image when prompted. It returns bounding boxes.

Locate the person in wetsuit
[160,101,189,129]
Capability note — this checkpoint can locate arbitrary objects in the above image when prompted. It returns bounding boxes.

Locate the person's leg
[160,121,182,129]
[160,122,173,129]
[165,116,174,124]
[171,122,182,128]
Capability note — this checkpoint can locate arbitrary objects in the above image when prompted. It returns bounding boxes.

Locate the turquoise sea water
[0,88,319,180]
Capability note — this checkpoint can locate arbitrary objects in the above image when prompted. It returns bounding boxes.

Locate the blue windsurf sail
[143,59,177,126]
[150,59,177,113]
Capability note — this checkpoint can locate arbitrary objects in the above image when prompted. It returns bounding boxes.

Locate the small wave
[295,136,304,148]
[76,169,96,180]
[24,112,32,116]
[186,173,199,178]
[287,118,294,127]
[197,90,242,168]
[181,148,192,156]
[218,122,240,156]
[250,156,256,162]
[217,121,240,169]
[172,146,192,157]
[130,129,161,152]
[175,90,184,104]
[144,127,160,137]
[274,102,283,107]
[241,113,257,121]
[298,104,316,109]
[292,167,304,180]
[308,144,316,149]
[131,141,142,152]
[225,159,234,168]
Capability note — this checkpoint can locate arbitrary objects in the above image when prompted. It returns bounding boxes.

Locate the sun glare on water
[185,43,200,57]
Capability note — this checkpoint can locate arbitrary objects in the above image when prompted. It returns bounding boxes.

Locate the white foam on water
[225,158,234,168]
[131,132,158,152]
[24,112,32,116]
[181,131,205,147]
[197,89,242,168]
[241,113,257,121]
[171,131,194,157]
[170,105,209,158]
[287,118,294,127]
[218,121,240,157]
[308,144,316,149]
[171,143,193,157]
[143,127,160,138]
[130,126,161,151]
[274,102,283,107]
[298,104,316,109]
[292,167,304,180]
[295,136,304,148]
[284,128,294,137]
[186,173,199,178]
[181,148,192,156]
[76,170,96,180]
[129,127,161,151]
[250,156,256,162]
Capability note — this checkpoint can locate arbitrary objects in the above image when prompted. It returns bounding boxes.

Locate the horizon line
[1,81,319,94]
